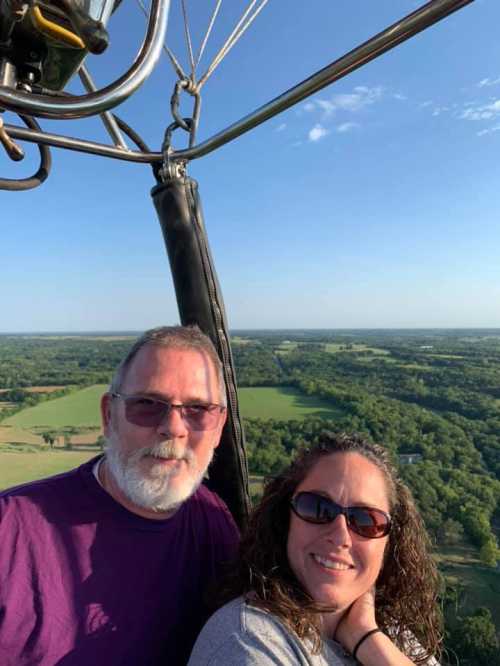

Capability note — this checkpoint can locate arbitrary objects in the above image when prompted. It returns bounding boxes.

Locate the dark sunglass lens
[294,493,337,524]
[125,397,166,427]
[182,405,219,431]
[348,507,390,538]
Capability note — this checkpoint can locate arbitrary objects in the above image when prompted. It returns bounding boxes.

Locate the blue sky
[1,0,499,332]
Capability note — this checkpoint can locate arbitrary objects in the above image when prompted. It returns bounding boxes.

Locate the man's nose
[156,405,189,437]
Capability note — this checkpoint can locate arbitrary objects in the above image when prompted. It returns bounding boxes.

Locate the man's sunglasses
[290,491,391,539]
[111,392,225,431]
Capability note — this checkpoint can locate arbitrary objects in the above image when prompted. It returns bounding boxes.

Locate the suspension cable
[134,0,269,92]
[197,0,270,89]
[180,0,196,78]
[135,0,188,80]
[195,0,223,70]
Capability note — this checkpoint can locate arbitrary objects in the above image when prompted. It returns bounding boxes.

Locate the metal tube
[0,59,16,89]
[78,65,128,149]
[4,122,160,162]
[175,0,474,161]
[0,0,170,119]
[4,0,473,166]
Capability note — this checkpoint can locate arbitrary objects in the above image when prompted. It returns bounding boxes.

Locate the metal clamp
[156,117,191,182]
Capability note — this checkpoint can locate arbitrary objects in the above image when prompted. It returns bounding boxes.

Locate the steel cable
[195,0,223,70]
[197,0,270,89]
[180,0,196,78]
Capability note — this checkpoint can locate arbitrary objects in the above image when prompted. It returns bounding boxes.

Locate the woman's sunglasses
[111,392,225,431]
[290,491,391,539]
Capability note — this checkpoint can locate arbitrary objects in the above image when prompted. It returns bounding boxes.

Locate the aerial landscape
[0,328,499,663]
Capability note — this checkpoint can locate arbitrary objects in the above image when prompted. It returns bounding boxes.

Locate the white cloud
[337,122,359,133]
[316,99,336,116]
[478,77,500,88]
[332,85,383,112]
[477,124,500,137]
[306,86,384,119]
[432,106,449,117]
[393,93,407,101]
[459,99,500,121]
[276,123,286,132]
[308,124,329,142]
[419,100,433,108]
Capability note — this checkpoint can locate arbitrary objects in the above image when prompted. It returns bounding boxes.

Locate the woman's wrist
[352,628,382,661]
[351,629,416,666]
[337,624,379,655]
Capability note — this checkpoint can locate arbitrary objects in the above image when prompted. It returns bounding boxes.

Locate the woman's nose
[325,513,352,547]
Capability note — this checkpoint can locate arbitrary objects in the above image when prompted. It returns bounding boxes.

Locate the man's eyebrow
[133,391,212,404]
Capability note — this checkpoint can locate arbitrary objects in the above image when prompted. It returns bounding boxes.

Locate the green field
[238,386,343,420]
[324,343,390,355]
[0,449,97,489]
[0,385,342,489]
[3,384,342,431]
[3,385,107,428]
[436,545,500,634]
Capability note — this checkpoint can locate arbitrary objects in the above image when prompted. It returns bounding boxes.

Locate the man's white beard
[105,436,213,513]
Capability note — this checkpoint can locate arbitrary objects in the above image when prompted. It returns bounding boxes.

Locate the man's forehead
[132,343,215,365]
[123,344,219,387]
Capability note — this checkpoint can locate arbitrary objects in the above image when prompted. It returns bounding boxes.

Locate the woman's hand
[334,587,378,654]
[334,588,416,665]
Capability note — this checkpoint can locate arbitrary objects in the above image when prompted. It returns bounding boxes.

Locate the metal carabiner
[155,117,192,182]
[169,78,201,148]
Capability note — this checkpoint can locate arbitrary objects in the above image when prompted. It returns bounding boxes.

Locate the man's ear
[213,408,228,449]
[101,393,113,437]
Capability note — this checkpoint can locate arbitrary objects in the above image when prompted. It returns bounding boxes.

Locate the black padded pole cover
[151,176,250,529]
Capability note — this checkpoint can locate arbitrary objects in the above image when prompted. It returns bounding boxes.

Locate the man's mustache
[131,441,195,464]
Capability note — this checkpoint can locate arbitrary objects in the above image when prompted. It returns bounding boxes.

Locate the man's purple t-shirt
[0,456,239,665]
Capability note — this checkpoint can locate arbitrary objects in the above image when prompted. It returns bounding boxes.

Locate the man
[0,326,239,665]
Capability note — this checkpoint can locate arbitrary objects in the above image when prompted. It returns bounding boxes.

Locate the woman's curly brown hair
[221,431,442,663]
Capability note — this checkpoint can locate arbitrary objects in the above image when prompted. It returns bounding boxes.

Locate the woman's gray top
[187,596,357,665]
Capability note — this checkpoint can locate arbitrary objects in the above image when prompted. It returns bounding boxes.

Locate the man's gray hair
[110,325,227,406]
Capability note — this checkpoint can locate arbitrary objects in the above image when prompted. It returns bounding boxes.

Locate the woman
[188,432,442,665]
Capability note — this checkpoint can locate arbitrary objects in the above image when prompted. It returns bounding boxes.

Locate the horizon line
[2,326,500,336]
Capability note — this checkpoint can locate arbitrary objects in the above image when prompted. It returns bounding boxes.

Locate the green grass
[436,544,500,633]
[3,385,107,428]
[275,342,298,354]
[238,386,343,420]
[0,448,97,490]
[427,353,464,360]
[0,425,45,445]
[5,384,342,431]
[324,343,390,355]
[394,363,433,371]
[231,337,258,345]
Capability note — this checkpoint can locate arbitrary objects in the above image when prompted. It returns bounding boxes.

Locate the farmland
[1,384,341,447]
[238,386,343,420]
[0,384,343,488]
[0,330,499,653]
[3,385,107,428]
[0,449,96,489]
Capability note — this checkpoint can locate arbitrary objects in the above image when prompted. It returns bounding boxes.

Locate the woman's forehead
[297,452,391,511]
